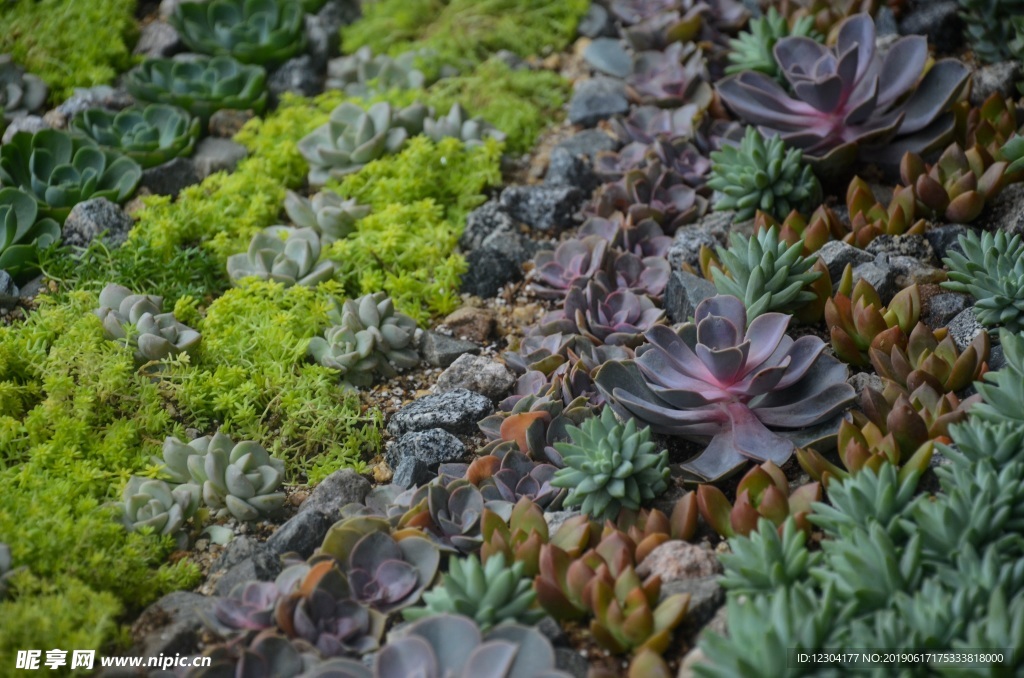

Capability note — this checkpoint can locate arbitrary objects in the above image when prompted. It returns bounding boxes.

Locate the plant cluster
[0,186,60,280]
[70,104,201,169]
[94,283,202,364]
[725,8,818,79]
[325,47,427,96]
[171,0,306,67]
[0,54,47,121]
[943,230,1024,333]
[126,56,268,123]
[227,226,336,288]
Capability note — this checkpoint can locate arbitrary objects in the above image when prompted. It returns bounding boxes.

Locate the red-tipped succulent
[696,461,821,537]
[869,323,989,394]
[899,144,1009,223]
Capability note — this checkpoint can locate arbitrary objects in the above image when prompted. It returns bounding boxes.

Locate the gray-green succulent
[70,104,201,169]
[171,0,306,67]
[0,54,48,121]
[227,226,336,288]
[125,56,267,123]
[551,407,670,522]
[283,189,369,245]
[325,47,426,96]
[94,283,202,364]
[725,9,817,79]
[120,476,199,548]
[942,230,1024,333]
[423,104,506,147]
[307,292,420,387]
[297,102,429,186]
[0,186,61,279]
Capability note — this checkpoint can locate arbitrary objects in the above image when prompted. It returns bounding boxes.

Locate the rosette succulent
[119,476,199,549]
[610,0,706,51]
[0,54,47,121]
[595,295,856,480]
[307,292,419,387]
[479,393,597,468]
[125,56,267,123]
[752,205,844,255]
[529,236,608,300]
[717,14,971,171]
[707,127,822,220]
[726,9,818,79]
[0,130,141,221]
[609,105,700,144]
[958,0,1024,64]
[627,42,711,108]
[869,323,989,395]
[552,407,670,521]
[395,478,511,554]
[536,278,665,348]
[942,230,1024,332]
[696,462,821,538]
[171,0,306,66]
[94,283,201,364]
[283,190,369,245]
[899,144,1009,223]
[326,47,426,95]
[579,215,672,258]
[0,187,60,279]
[70,104,201,169]
[423,104,505,147]
[455,448,564,509]
[843,177,924,247]
[227,226,336,288]
[587,161,707,233]
[298,102,428,186]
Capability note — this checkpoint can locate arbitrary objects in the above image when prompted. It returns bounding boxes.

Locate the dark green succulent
[94,283,202,364]
[325,47,427,96]
[707,126,821,221]
[171,0,306,67]
[0,130,141,222]
[0,187,60,279]
[958,0,1024,64]
[125,56,267,123]
[227,226,336,288]
[942,230,1024,333]
[70,104,201,169]
[0,54,48,121]
[725,9,818,79]
[552,407,669,522]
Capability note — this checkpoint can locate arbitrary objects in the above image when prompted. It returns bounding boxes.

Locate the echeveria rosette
[120,476,199,549]
[227,226,336,288]
[326,46,426,96]
[726,8,818,80]
[535,278,666,348]
[423,103,506,148]
[0,187,60,279]
[595,295,856,481]
[171,0,306,67]
[0,129,141,222]
[578,214,672,259]
[70,104,201,169]
[0,54,48,121]
[94,283,202,364]
[283,189,369,245]
[125,56,267,123]
[942,230,1024,333]
[627,41,712,108]
[717,14,971,172]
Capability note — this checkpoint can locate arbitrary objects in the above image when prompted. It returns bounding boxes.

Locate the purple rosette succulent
[579,214,672,258]
[536,278,665,348]
[529,236,609,300]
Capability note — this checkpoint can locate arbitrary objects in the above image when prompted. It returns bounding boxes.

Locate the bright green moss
[0,0,138,102]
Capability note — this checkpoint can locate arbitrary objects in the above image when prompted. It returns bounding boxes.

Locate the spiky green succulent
[70,104,201,169]
[423,104,506,148]
[119,476,199,549]
[942,230,1024,333]
[711,225,824,320]
[283,189,369,245]
[551,407,669,522]
[171,0,306,67]
[707,127,821,221]
[0,186,61,279]
[227,226,336,288]
[725,9,818,79]
[403,553,543,630]
[325,47,426,96]
[307,292,419,387]
[125,56,267,123]
[958,0,1024,64]
[94,283,202,364]
[0,54,48,121]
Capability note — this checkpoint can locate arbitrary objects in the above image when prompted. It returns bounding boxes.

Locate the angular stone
[637,541,722,581]
[298,468,371,520]
[555,648,589,678]
[387,388,493,437]
[555,129,620,163]
[265,509,332,560]
[3,114,49,143]
[141,157,200,198]
[0,271,18,311]
[979,183,1024,237]
[577,2,616,38]
[47,86,133,128]
[924,223,969,261]
[898,1,963,52]
[268,55,324,102]
[134,20,181,58]
[817,240,874,284]
[62,198,134,249]
[667,214,730,271]
[385,428,466,471]
[209,108,255,138]
[418,331,481,368]
[947,307,985,352]
[543,509,582,535]
[661,576,724,629]
[480,229,542,266]
[213,557,258,596]
[192,137,247,180]
[500,185,583,233]
[130,591,216,659]
[583,38,632,78]
[866,234,936,265]
[461,247,522,298]
[460,200,516,251]
[568,77,630,127]
[544,147,599,194]
[443,307,495,343]
[391,456,434,489]
[970,61,1023,106]
[436,354,515,400]
[848,372,885,395]
[886,256,947,287]
[665,270,716,324]
[304,0,351,70]
[210,535,258,576]
[922,292,971,331]
[851,257,898,303]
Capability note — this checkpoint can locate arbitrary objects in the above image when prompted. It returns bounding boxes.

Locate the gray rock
[665,270,716,324]
[62,198,134,249]
[667,216,730,271]
[208,108,255,138]
[577,2,616,38]
[265,509,332,560]
[15,274,45,301]
[214,557,258,596]
[637,541,722,581]
[0,271,18,311]
[304,2,346,70]
[866,234,936,265]
[493,50,528,71]
[48,86,134,127]
[543,509,582,535]
[554,648,589,678]
[268,55,324,102]
[387,388,493,437]
[391,456,435,489]
[661,576,724,629]
[923,292,971,331]
[418,331,481,368]
[1,115,49,143]
[544,147,598,194]
[924,223,969,261]
[500,185,583,233]
[537,617,569,646]
[818,240,874,284]
[988,343,1006,372]
[874,6,898,36]
[210,535,258,575]
[886,255,947,288]
[947,307,985,351]
[848,372,885,395]
[978,182,1024,237]
[460,200,517,251]
[851,257,899,303]
[133,20,181,58]
[386,428,466,471]
[555,129,620,163]
[583,38,632,78]
[436,354,516,399]
[898,2,963,52]
[568,77,630,127]
[192,137,247,180]
[140,157,200,198]
[298,468,371,520]
[970,61,1023,106]
[130,591,216,660]
[253,546,284,581]
[460,247,522,298]
[480,229,542,266]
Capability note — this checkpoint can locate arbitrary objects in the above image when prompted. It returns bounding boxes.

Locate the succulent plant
[479,393,597,468]
[1002,134,1024,175]
[869,322,989,395]
[587,160,708,233]
[610,0,706,51]
[959,92,1020,160]
[899,144,1008,223]
[395,478,502,554]
[208,579,282,634]
[751,205,844,255]
[595,295,856,481]
[119,476,198,549]
[171,0,306,66]
[227,226,336,288]
[0,186,60,279]
[404,553,542,630]
[707,127,821,221]
[958,0,1024,63]
[94,283,202,364]
[283,190,369,245]
[423,104,505,148]
[477,497,565,577]
[191,630,320,677]
[70,104,200,170]
[307,292,419,387]
[455,448,564,509]
[325,47,426,95]
[717,517,820,595]
[717,14,971,171]
[529,236,609,300]
[159,431,286,521]
[125,56,267,123]
[535,278,666,348]
[609,105,700,145]
[578,214,672,258]
[298,102,428,186]
[726,9,818,79]
[825,264,920,367]
[614,494,700,560]
[627,41,711,108]
[710,225,825,320]
[0,54,47,121]
[551,407,670,522]
[0,130,141,222]
[942,230,1024,333]
[696,462,821,537]
[843,177,925,248]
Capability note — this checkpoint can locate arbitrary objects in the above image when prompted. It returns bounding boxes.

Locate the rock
[140,157,200,198]
[2,115,49,143]
[493,50,528,71]
[298,468,371,520]
[47,86,134,127]
[268,55,324,102]
[924,223,968,261]
[947,307,985,351]
[436,354,516,399]
[583,38,632,78]
[214,557,259,596]
[544,509,582,535]
[978,182,1024,237]
[637,541,722,581]
[555,129,620,163]
[209,109,255,138]
[544,147,599,194]
[385,428,466,472]
[0,271,19,311]
[130,591,216,659]
[886,255,946,287]
[192,137,247,180]
[661,576,724,629]
[480,229,543,266]
[988,344,1006,372]
[851,257,899,303]
[210,535,258,575]
[133,20,181,58]
[568,77,630,127]
[667,214,731,271]
[460,247,522,298]
[874,6,898,36]
[442,307,496,343]
[848,372,885,395]
[665,270,716,324]
[865,234,936,265]
[970,61,1023,106]
[265,510,332,560]
[898,1,963,53]
[391,456,435,489]
[387,388,493,437]
[15,275,45,301]
[817,240,874,284]
[537,617,569,646]
[554,648,589,678]
[62,198,134,249]
[418,331,481,368]
[577,2,616,38]
[459,201,517,251]
[500,185,583,233]
[304,0,351,70]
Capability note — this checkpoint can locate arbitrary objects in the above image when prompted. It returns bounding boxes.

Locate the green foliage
[70,104,201,169]
[171,0,306,67]
[0,0,137,101]
[719,518,821,596]
[726,8,818,79]
[942,230,1024,333]
[125,56,267,124]
[0,186,61,281]
[957,0,1024,64]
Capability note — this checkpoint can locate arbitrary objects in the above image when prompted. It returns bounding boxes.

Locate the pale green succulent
[552,407,670,522]
[120,476,199,548]
[283,189,369,245]
[403,553,543,630]
[226,226,336,288]
[423,104,506,148]
[942,230,1024,333]
[325,47,426,96]
[0,54,48,121]
[94,283,201,364]
[307,292,420,387]
[725,9,818,79]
